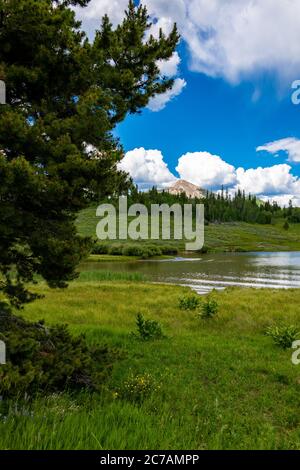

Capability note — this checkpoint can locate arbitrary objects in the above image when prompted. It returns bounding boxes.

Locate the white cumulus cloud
[235,164,300,196]
[73,0,129,37]
[257,138,300,163]
[176,151,237,189]
[157,51,181,78]
[147,78,187,112]
[75,0,300,84]
[120,147,300,206]
[118,147,177,189]
[260,194,300,208]
[144,0,300,83]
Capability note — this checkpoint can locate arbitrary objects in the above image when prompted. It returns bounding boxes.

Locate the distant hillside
[76,205,300,254]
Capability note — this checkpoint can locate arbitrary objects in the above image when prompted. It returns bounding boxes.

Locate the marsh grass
[1,278,300,449]
[78,270,145,282]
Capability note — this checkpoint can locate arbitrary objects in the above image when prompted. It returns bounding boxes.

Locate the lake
[83,252,300,294]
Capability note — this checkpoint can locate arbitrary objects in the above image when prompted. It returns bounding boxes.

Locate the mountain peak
[167,180,205,199]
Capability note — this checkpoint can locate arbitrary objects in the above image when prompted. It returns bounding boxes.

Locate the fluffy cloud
[147,78,186,112]
[144,0,300,83]
[260,194,300,208]
[157,52,181,78]
[148,50,185,112]
[120,147,300,206]
[73,0,129,37]
[118,148,177,189]
[75,0,300,83]
[235,164,300,196]
[257,138,300,163]
[176,151,237,189]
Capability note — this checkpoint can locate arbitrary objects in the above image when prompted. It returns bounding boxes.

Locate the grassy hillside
[2,276,300,449]
[205,222,300,252]
[76,205,300,253]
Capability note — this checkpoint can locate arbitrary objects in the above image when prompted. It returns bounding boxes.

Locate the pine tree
[0,0,179,308]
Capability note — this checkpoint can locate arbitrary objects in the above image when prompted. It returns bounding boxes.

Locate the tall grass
[1,282,300,449]
[78,270,145,282]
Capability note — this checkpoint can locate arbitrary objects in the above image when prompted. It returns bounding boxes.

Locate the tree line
[111,186,297,225]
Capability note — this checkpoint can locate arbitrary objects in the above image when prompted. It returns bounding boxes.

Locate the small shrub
[161,245,178,256]
[200,299,219,319]
[92,243,109,255]
[116,372,160,403]
[266,324,299,349]
[108,244,124,256]
[283,221,290,231]
[179,295,200,311]
[122,244,144,257]
[132,313,164,341]
[143,245,162,258]
[111,244,165,259]
[0,305,117,398]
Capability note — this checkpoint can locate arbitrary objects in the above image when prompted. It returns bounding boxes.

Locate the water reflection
[249,251,300,269]
[82,252,300,294]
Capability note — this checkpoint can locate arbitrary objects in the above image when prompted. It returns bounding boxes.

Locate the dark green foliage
[92,242,178,258]
[283,221,290,231]
[179,295,200,310]
[120,243,163,259]
[287,207,300,223]
[257,210,272,224]
[132,313,164,341]
[266,324,299,350]
[92,243,109,255]
[0,0,179,307]
[121,245,147,257]
[140,245,162,258]
[200,299,219,319]
[0,303,116,398]
[160,245,179,255]
[108,245,124,256]
[120,186,284,225]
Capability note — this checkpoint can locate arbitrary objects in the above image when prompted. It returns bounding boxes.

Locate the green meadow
[77,205,300,254]
[3,0,300,454]
[2,209,300,450]
[2,274,300,450]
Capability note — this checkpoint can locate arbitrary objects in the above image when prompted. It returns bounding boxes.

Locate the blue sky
[117,50,300,175]
[75,0,300,206]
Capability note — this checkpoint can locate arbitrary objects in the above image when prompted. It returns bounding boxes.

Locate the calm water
[83,252,300,294]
